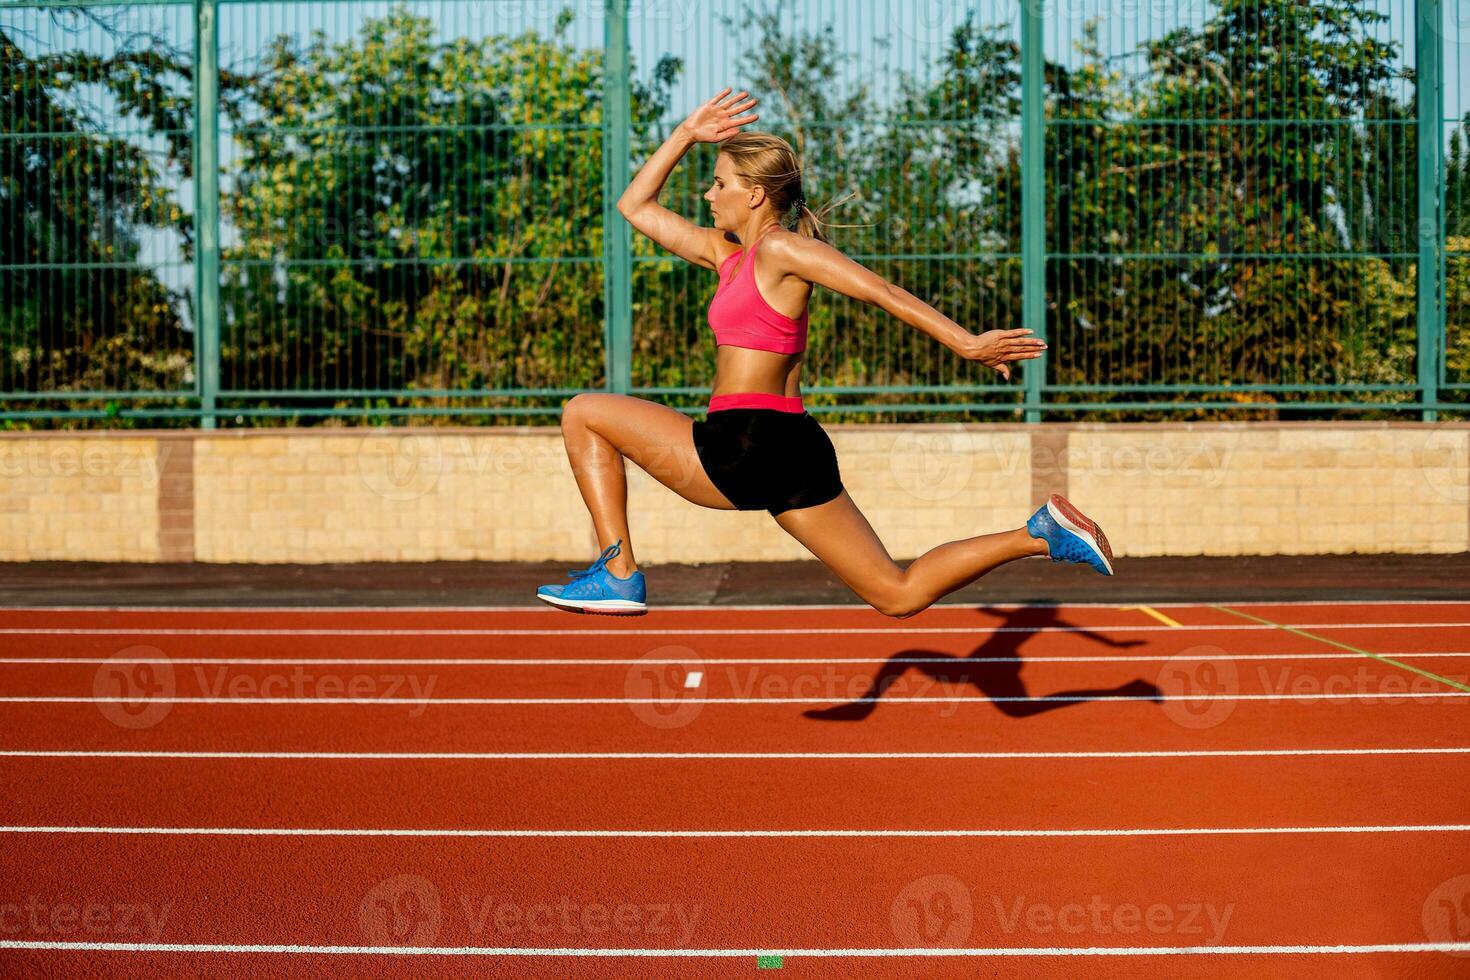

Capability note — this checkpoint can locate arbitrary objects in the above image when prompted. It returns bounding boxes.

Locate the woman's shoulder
[758,229,829,278]
[762,228,811,252]
[714,228,818,272]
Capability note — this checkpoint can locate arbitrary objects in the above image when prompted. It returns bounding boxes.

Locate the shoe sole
[535,593,648,616]
[1045,493,1115,576]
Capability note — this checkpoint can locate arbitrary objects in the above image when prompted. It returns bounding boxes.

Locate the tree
[1,14,195,403]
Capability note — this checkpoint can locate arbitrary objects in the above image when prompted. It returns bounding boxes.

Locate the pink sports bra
[707,232,809,355]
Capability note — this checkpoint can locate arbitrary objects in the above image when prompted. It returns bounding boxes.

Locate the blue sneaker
[535,540,647,615]
[1026,493,1115,576]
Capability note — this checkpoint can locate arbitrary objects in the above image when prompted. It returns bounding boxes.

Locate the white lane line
[2,622,1468,636]
[5,652,1470,666]
[4,747,1469,761]
[4,598,1468,611]
[2,940,1468,957]
[3,692,1468,706]
[2,823,1467,838]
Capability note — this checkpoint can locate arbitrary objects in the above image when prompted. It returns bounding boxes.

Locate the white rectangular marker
[684,671,703,689]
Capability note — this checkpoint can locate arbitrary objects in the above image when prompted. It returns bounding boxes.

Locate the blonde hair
[717,131,859,244]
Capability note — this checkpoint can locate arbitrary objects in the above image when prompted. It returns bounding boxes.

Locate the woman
[536,88,1113,616]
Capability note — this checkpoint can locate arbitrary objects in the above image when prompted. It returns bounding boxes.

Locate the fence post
[1021,0,1045,423]
[193,0,221,428]
[602,0,633,395]
[1416,0,1443,422]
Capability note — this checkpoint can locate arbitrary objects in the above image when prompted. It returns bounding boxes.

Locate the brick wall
[2,423,1466,562]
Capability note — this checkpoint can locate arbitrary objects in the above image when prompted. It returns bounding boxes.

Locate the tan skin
[560,88,1052,617]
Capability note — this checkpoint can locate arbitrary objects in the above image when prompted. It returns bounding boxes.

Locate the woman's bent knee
[560,392,596,429]
[868,580,924,619]
[875,572,934,619]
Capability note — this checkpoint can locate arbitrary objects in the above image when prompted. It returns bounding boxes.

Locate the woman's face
[703,155,750,231]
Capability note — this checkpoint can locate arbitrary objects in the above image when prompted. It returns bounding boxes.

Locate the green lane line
[1210,605,1470,694]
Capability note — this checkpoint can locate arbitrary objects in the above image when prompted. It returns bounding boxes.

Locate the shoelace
[567,540,622,581]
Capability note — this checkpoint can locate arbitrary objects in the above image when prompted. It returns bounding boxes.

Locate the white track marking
[3,748,1468,761]
[2,622,1468,636]
[2,940,1468,956]
[4,692,1470,706]
[5,651,1470,666]
[2,824,1467,837]
[4,599,1467,611]
[683,671,703,689]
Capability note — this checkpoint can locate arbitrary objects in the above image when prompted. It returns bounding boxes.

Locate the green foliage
[1047,0,1420,414]
[4,0,1468,425]
[1,18,193,402]
[222,7,674,414]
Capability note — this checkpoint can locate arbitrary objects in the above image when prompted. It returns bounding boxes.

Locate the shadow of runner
[804,606,1163,722]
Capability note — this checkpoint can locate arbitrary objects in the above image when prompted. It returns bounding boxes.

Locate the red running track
[0,602,1468,978]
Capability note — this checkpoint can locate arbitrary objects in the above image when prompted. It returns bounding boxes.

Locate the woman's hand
[955,329,1048,380]
[679,87,760,143]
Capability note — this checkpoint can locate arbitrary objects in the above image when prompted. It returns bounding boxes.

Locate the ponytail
[787,188,863,244]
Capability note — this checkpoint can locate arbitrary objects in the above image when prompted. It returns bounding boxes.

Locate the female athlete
[537,88,1113,616]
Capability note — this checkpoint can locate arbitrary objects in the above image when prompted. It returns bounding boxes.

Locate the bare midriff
[710,346,804,402]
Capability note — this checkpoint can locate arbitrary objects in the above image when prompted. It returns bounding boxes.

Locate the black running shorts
[691,408,844,516]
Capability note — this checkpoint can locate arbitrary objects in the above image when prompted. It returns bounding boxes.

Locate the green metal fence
[2,0,1465,425]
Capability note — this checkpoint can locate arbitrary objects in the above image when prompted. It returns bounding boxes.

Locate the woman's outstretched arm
[615,88,758,271]
[775,236,1047,379]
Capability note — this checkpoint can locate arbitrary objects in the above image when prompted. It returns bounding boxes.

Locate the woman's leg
[560,393,737,577]
[773,490,1047,618]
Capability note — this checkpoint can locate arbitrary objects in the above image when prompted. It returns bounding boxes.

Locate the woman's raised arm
[615,88,758,271]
